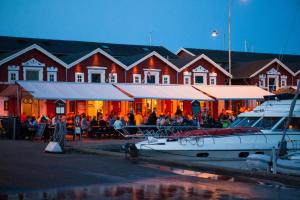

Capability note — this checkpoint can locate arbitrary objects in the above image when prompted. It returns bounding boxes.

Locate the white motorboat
[246,151,300,176]
[135,94,300,160]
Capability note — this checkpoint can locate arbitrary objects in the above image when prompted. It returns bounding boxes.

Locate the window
[87,67,106,83]
[133,74,141,84]
[91,74,101,83]
[47,67,57,82]
[109,73,117,83]
[8,65,19,83]
[75,72,84,83]
[209,76,216,85]
[193,73,207,85]
[162,75,170,84]
[275,117,300,131]
[254,117,281,130]
[47,72,57,82]
[259,74,266,88]
[8,71,19,83]
[280,75,287,87]
[184,76,190,84]
[22,58,44,81]
[26,70,39,80]
[144,70,160,84]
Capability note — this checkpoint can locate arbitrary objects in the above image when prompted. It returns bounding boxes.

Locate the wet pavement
[0,140,300,200]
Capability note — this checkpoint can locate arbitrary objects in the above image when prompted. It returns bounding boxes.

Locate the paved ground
[1,139,300,200]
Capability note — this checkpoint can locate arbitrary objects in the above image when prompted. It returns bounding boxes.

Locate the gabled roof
[67,48,127,69]
[0,36,178,64]
[232,58,295,79]
[126,51,180,71]
[178,54,232,78]
[175,48,196,56]
[0,44,68,68]
[182,48,300,64]
[285,62,300,75]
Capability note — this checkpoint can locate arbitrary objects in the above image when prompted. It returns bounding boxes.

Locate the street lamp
[211,0,231,85]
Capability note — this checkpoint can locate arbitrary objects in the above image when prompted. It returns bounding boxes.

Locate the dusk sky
[0,0,300,55]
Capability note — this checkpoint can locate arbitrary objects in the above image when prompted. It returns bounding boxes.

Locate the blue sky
[0,0,300,55]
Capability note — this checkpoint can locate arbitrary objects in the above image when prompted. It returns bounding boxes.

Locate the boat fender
[278,140,288,157]
[124,143,139,158]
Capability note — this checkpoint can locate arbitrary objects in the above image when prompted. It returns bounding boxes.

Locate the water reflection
[2,164,300,200]
[3,176,300,200]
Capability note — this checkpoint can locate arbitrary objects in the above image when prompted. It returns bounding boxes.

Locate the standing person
[147,109,157,125]
[128,109,135,125]
[113,116,124,136]
[81,113,90,136]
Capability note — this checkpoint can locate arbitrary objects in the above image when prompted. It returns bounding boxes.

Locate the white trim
[22,58,45,67]
[0,44,68,68]
[47,66,58,72]
[250,58,295,78]
[209,76,217,85]
[75,72,85,83]
[127,51,180,71]
[192,65,209,73]
[109,73,118,83]
[179,54,232,78]
[144,70,160,84]
[175,48,196,56]
[88,68,105,83]
[193,73,207,85]
[47,71,57,82]
[133,74,141,84]
[8,71,19,83]
[143,68,161,71]
[280,75,287,87]
[68,48,127,69]
[183,74,191,85]
[8,65,19,71]
[23,66,43,81]
[87,66,107,70]
[295,70,300,76]
[162,75,170,84]
[267,74,279,92]
[259,75,266,88]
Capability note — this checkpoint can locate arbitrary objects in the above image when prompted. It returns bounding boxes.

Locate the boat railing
[288,139,300,150]
[120,125,299,146]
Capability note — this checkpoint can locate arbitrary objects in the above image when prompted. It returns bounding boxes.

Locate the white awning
[193,85,273,100]
[16,81,133,101]
[115,84,213,101]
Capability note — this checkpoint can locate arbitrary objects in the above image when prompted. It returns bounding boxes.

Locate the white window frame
[8,65,19,83]
[193,73,207,85]
[267,74,279,92]
[87,67,106,83]
[162,75,170,85]
[23,67,43,81]
[209,72,217,85]
[109,73,118,83]
[259,74,266,88]
[144,70,160,84]
[75,72,84,83]
[183,72,191,85]
[22,58,45,81]
[47,72,57,82]
[47,67,57,82]
[133,74,141,84]
[280,75,287,88]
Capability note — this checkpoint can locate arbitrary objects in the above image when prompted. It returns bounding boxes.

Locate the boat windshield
[253,117,281,130]
[274,117,300,131]
[230,117,260,127]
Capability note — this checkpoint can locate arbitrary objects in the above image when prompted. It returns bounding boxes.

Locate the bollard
[272,147,277,174]
[13,117,16,141]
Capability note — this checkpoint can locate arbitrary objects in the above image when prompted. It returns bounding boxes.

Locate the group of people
[17,106,238,140]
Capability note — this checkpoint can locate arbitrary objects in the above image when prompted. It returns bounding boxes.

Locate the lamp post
[211,0,232,85]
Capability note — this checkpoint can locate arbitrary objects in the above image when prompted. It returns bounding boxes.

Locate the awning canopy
[193,85,273,100]
[16,81,133,101]
[115,84,213,101]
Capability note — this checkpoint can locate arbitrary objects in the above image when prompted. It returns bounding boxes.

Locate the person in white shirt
[113,116,124,130]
